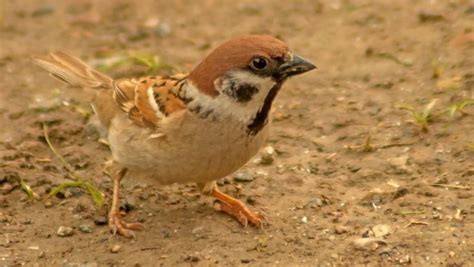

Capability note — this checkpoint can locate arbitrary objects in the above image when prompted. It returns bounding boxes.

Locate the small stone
[94,216,108,225]
[43,200,53,208]
[154,23,171,37]
[454,209,464,221]
[448,251,455,257]
[57,226,74,237]
[79,224,93,233]
[328,235,336,241]
[304,197,324,208]
[233,171,255,182]
[372,224,392,237]
[259,154,274,165]
[1,183,17,195]
[335,225,349,234]
[307,162,319,174]
[67,187,82,197]
[352,237,386,251]
[110,244,121,253]
[166,195,181,205]
[348,165,361,173]
[246,196,256,205]
[38,251,46,259]
[120,198,136,212]
[138,192,150,200]
[73,202,87,213]
[184,255,200,262]
[258,146,275,165]
[191,226,205,235]
[301,216,308,223]
[399,255,411,264]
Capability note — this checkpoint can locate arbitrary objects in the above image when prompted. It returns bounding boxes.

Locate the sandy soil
[1,0,473,266]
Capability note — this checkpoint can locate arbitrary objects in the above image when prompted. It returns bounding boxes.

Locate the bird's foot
[108,211,145,238]
[212,190,267,227]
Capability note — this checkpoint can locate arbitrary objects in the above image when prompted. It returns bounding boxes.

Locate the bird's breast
[107,111,269,184]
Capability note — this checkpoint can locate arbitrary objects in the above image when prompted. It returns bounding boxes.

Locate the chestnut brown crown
[188,35,291,96]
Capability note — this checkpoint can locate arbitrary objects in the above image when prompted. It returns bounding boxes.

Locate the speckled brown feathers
[188,35,289,96]
[113,75,187,128]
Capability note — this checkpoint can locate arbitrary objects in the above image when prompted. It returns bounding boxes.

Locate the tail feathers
[34,51,113,89]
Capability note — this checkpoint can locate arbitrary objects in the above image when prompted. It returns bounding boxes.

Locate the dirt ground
[1,0,473,266]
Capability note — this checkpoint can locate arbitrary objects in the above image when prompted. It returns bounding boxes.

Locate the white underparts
[184,71,276,125]
[146,86,165,119]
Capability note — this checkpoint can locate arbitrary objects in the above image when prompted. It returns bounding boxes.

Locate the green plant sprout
[43,124,104,206]
[446,98,474,117]
[94,52,176,75]
[397,99,438,132]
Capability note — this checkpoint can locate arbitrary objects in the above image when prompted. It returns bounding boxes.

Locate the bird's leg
[201,182,267,227]
[108,166,144,238]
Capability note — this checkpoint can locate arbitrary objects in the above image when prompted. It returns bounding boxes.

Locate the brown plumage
[34,35,315,238]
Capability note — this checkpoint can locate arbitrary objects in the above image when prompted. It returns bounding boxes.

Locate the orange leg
[108,167,144,238]
[211,187,267,227]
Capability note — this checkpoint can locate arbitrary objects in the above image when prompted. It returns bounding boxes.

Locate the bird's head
[187,35,316,127]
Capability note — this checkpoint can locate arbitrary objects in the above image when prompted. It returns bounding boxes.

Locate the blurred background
[0,0,473,266]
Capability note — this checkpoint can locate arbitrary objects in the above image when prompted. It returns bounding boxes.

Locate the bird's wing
[112,74,188,128]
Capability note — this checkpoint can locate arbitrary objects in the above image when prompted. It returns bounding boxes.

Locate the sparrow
[34,35,316,238]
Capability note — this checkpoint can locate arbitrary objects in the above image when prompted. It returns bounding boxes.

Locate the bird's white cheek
[184,71,277,125]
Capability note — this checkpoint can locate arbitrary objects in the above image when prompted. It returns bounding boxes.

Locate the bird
[34,35,316,238]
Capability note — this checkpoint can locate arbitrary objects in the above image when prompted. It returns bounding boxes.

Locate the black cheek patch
[234,84,259,102]
[223,80,259,103]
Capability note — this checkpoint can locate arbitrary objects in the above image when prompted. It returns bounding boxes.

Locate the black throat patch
[222,79,259,103]
[247,81,285,135]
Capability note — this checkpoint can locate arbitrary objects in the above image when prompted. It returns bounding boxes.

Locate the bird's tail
[34,51,113,89]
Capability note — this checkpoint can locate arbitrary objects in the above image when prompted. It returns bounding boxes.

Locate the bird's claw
[215,199,268,228]
[108,212,144,238]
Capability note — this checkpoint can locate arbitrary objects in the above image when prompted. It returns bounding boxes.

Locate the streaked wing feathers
[112,74,188,128]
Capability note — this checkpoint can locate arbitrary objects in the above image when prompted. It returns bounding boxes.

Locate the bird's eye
[250,57,268,70]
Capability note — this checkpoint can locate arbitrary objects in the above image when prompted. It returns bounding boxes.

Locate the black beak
[278,54,316,77]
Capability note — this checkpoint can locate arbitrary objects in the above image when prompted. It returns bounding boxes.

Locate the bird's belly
[108,112,269,184]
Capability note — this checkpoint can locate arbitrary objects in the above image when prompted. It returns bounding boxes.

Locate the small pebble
[301,216,308,223]
[94,216,108,225]
[352,237,386,250]
[304,197,324,208]
[57,226,74,237]
[246,196,256,205]
[184,255,200,262]
[73,202,87,213]
[372,224,392,238]
[110,244,121,253]
[233,171,255,182]
[79,224,93,233]
[335,225,349,234]
[120,198,136,212]
[43,200,53,208]
[191,226,205,236]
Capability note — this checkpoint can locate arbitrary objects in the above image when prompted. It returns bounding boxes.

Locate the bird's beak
[278,54,316,77]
